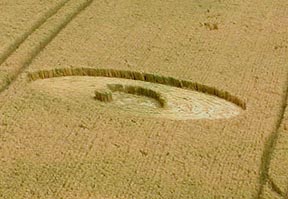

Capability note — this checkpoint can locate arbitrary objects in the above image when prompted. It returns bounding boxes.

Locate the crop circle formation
[27,67,246,120]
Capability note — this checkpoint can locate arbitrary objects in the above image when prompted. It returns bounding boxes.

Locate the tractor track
[257,69,288,199]
[0,0,70,66]
[0,0,94,93]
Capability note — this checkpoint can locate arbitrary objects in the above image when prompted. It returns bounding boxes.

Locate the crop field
[0,0,287,198]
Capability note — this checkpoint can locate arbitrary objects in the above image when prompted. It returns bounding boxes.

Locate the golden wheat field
[0,0,287,198]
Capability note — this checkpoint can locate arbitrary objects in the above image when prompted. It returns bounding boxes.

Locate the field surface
[0,0,288,198]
